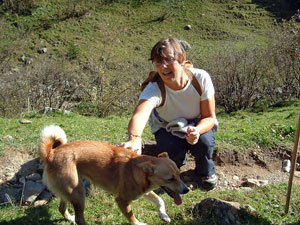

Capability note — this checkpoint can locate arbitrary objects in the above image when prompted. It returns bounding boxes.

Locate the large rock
[23,180,46,204]
[194,198,257,225]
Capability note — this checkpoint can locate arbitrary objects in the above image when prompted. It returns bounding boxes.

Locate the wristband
[128,134,141,138]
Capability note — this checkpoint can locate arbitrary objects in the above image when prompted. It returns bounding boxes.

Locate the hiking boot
[199,174,217,191]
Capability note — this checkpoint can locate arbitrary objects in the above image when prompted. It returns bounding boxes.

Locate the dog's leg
[69,184,88,225]
[59,200,75,223]
[71,198,87,225]
[115,197,146,225]
[144,191,171,222]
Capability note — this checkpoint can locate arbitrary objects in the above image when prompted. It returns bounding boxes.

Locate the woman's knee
[198,130,216,149]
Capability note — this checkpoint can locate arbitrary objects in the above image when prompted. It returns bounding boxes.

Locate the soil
[0,143,300,198]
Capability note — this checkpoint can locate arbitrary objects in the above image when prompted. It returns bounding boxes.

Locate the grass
[1,100,299,155]
[0,101,300,224]
[0,184,299,224]
[1,101,299,155]
[1,0,295,72]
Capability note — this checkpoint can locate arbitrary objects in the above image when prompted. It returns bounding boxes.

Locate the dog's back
[39,125,140,196]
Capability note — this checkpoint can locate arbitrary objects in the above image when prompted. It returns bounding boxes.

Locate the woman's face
[154,47,185,88]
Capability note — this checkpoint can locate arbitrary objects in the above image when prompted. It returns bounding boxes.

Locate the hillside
[0,0,300,117]
[2,0,298,65]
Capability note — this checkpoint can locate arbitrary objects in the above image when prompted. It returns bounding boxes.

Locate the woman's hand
[118,137,142,155]
[186,126,200,145]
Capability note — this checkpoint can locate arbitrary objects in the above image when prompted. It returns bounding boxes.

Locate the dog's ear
[136,161,155,174]
[158,152,169,158]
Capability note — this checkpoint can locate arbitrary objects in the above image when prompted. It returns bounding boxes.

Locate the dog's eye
[168,177,175,182]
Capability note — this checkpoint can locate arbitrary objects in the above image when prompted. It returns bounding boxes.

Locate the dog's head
[137,152,189,205]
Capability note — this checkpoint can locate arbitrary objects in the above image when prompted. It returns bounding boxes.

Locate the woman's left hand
[186,126,200,145]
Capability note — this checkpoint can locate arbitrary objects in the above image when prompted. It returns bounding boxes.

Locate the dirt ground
[0,143,300,194]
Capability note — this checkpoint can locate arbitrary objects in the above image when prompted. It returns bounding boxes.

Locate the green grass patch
[1,183,299,224]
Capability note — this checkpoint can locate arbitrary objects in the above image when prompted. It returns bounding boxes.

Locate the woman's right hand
[118,138,142,155]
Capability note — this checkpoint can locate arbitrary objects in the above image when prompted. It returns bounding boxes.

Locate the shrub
[201,11,300,113]
[204,46,266,113]
[263,12,300,101]
[1,0,36,16]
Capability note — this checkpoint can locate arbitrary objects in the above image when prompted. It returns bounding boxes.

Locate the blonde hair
[150,37,186,64]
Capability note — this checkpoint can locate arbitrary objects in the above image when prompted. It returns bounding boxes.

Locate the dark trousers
[154,128,216,177]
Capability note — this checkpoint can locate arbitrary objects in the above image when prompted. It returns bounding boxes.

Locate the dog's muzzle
[161,184,189,205]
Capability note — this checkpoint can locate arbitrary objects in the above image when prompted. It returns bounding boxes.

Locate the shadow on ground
[253,0,300,19]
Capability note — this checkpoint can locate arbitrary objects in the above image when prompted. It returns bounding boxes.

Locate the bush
[203,46,266,113]
[1,0,36,16]
[201,12,300,113]
[0,57,84,117]
[263,13,300,101]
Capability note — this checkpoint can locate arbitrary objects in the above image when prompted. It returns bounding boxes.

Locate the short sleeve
[139,82,162,108]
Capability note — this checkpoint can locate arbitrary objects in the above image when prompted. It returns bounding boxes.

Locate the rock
[19,119,32,124]
[184,25,192,30]
[233,175,239,181]
[296,163,300,171]
[25,59,33,65]
[38,48,47,54]
[23,180,46,204]
[282,159,291,172]
[243,178,268,187]
[244,204,257,216]
[34,199,48,207]
[194,198,244,225]
[19,55,26,62]
[37,190,52,201]
[26,173,41,181]
[3,135,14,141]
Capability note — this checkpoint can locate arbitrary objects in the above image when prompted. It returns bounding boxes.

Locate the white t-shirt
[139,68,215,122]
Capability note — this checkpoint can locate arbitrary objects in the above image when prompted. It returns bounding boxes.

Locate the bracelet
[128,134,141,139]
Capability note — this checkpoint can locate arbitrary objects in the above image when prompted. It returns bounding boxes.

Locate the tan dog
[38,125,189,225]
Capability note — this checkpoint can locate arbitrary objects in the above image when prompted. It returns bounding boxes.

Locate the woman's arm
[119,99,154,154]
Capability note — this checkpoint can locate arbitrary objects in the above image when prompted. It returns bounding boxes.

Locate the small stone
[34,200,48,207]
[233,176,239,181]
[184,25,192,30]
[38,48,47,54]
[26,173,41,181]
[19,119,32,124]
[282,159,291,172]
[4,135,14,141]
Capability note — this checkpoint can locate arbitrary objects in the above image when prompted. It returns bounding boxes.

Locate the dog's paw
[133,221,147,225]
[66,214,75,223]
[159,213,171,223]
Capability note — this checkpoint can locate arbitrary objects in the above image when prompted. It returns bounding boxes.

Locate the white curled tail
[38,125,67,164]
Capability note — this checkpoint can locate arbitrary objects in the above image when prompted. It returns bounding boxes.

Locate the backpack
[141,60,202,108]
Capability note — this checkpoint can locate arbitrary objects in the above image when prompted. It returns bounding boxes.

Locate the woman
[119,37,217,191]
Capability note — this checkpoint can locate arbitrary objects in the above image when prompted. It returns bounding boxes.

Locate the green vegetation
[0,1,300,224]
[0,0,299,117]
[0,182,299,224]
[1,101,299,154]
